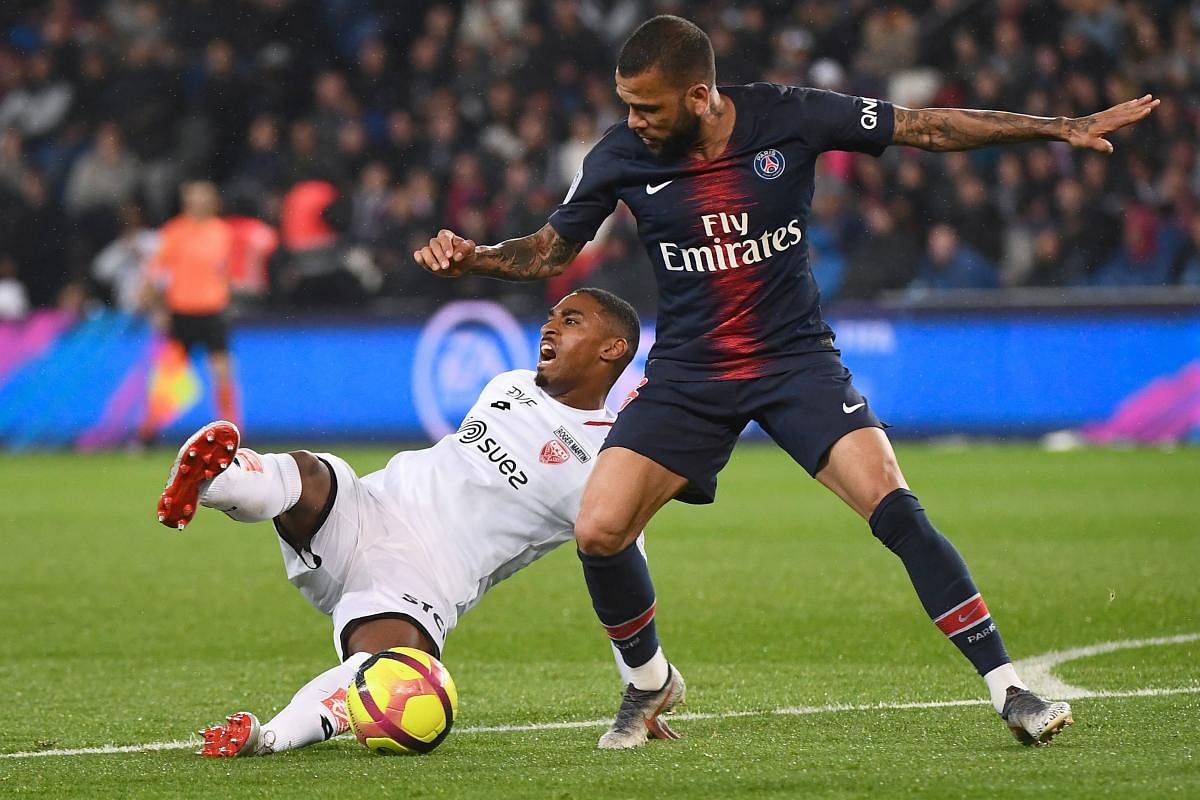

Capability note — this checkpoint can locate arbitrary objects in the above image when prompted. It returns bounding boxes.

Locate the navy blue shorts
[603,351,883,504]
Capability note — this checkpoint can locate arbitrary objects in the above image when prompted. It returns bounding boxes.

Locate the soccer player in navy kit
[415,15,1159,748]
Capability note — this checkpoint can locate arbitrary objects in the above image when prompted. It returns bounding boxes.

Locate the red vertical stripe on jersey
[682,159,766,379]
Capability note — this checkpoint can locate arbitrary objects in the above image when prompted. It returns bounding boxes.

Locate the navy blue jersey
[549,83,894,380]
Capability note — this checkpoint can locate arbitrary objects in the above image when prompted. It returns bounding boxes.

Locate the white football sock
[256,652,369,755]
[200,451,302,523]
[611,642,634,686]
[984,663,1029,714]
[627,646,670,691]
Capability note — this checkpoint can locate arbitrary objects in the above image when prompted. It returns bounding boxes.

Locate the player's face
[616,68,703,159]
[535,294,618,393]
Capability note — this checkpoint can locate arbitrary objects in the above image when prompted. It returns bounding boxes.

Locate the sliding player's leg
[159,425,447,757]
[157,420,331,533]
[200,618,437,758]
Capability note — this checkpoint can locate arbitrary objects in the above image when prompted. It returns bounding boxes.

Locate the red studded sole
[157,421,240,530]
[199,712,257,758]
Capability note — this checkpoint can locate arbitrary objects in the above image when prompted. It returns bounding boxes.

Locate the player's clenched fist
[414,229,476,276]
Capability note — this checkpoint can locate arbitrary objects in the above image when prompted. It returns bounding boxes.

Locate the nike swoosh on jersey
[645,181,673,194]
[842,402,866,414]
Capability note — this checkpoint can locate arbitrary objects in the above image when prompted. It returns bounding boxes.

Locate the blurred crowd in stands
[1,0,1199,321]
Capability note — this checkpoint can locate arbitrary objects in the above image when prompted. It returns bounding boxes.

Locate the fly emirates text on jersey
[658,212,803,273]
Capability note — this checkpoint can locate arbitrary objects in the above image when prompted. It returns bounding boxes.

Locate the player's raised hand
[1064,94,1159,154]
[414,229,477,276]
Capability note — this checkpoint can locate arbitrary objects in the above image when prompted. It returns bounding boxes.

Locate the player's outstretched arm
[893,94,1159,153]
[414,223,583,281]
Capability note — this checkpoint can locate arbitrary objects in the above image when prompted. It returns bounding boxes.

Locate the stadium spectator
[1090,204,1183,287]
[950,174,1003,264]
[225,113,287,219]
[1051,175,1120,284]
[0,50,73,142]
[63,122,140,221]
[8,170,69,308]
[277,176,378,305]
[1178,215,1200,286]
[913,224,1000,291]
[841,202,920,300]
[137,180,239,444]
[0,254,29,321]
[1024,228,1069,288]
[193,38,251,183]
[0,127,28,192]
[92,202,159,313]
[349,161,393,245]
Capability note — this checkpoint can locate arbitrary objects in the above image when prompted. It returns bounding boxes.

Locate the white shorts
[279,453,456,661]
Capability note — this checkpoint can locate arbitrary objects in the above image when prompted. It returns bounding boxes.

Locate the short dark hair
[617,15,715,89]
[572,287,640,372]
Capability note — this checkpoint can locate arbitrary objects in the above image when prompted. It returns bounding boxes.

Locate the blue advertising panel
[1,304,1197,448]
[830,313,1200,435]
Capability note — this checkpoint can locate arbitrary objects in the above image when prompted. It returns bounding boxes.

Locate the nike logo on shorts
[646,181,673,194]
[842,402,866,414]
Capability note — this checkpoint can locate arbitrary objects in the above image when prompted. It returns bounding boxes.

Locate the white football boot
[597,665,686,749]
[1000,686,1073,746]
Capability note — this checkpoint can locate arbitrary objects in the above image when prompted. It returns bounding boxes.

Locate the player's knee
[289,450,326,485]
[868,488,937,550]
[288,450,332,512]
[859,455,906,518]
[575,509,636,557]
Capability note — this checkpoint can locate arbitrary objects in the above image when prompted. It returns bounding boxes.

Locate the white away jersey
[361,370,616,618]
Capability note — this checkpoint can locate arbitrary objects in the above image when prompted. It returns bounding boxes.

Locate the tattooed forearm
[893,107,1069,152]
[470,223,583,281]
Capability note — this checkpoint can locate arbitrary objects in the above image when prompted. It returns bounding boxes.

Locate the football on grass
[346,647,459,755]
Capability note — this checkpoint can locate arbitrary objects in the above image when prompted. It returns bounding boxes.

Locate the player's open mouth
[538,341,556,367]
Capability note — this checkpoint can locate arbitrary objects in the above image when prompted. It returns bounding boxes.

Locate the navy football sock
[578,543,660,669]
[869,488,1010,676]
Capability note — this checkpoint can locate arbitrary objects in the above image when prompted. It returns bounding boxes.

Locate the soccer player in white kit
[155,288,651,757]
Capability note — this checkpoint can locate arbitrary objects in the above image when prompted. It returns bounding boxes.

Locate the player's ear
[599,336,629,366]
[685,82,710,113]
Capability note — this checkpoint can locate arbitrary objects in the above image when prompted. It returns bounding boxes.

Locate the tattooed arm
[892,95,1159,153]
[414,223,584,281]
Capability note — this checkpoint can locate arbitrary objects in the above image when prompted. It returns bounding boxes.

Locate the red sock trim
[934,593,991,637]
[602,601,656,642]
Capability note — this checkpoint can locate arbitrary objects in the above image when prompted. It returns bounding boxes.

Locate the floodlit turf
[1,443,1197,798]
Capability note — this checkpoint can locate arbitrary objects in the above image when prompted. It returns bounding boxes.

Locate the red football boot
[157,421,240,530]
[199,712,262,758]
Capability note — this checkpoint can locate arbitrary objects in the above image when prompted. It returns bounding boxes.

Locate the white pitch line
[1,739,200,759]
[1013,632,1200,699]
[4,685,1198,760]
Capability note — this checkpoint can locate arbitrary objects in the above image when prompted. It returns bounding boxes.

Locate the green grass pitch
[1,443,1197,798]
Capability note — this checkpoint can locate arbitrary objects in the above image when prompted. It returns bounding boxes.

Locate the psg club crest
[753,149,785,180]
